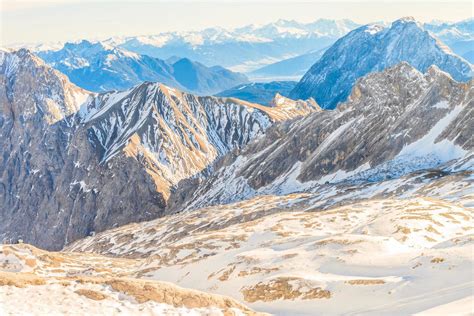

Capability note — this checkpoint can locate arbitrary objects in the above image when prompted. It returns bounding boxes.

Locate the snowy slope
[0,244,259,315]
[290,17,473,109]
[66,168,474,315]
[62,61,473,316]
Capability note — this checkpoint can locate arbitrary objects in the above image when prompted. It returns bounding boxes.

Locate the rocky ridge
[170,62,473,211]
[0,243,261,315]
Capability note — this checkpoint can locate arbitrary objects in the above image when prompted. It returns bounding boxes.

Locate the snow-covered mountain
[79,82,316,201]
[59,62,473,314]
[104,19,360,72]
[2,19,474,315]
[216,81,297,105]
[172,62,473,210]
[0,49,317,250]
[37,40,248,94]
[255,18,474,82]
[290,17,473,109]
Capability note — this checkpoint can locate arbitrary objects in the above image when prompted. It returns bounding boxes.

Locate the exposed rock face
[80,83,317,200]
[290,17,473,109]
[0,49,316,250]
[171,62,473,211]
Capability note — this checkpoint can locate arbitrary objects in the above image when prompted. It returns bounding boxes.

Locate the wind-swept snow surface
[67,168,474,315]
[0,244,259,315]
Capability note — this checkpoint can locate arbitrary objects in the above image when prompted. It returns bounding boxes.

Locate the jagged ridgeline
[170,62,473,211]
[0,48,317,250]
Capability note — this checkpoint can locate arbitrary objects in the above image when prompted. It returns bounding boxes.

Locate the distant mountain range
[248,18,474,81]
[216,81,297,105]
[37,40,248,95]
[425,18,474,63]
[97,19,361,72]
[14,18,473,84]
[290,17,473,108]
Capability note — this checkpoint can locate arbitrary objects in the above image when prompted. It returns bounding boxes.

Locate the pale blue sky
[1,0,472,46]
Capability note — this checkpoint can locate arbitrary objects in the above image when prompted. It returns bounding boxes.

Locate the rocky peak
[425,64,453,80]
[270,93,321,114]
[79,80,317,199]
[0,49,90,124]
[346,62,426,105]
[0,48,321,250]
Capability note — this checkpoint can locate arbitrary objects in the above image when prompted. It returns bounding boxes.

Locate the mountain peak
[62,39,114,54]
[181,58,472,211]
[396,16,417,23]
[173,57,194,66]
[390,16,425,31]
[290,17,473,108]
[38,42,247,94]
[1,49,90,125]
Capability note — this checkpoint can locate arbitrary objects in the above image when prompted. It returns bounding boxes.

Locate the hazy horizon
[1,0,472,46]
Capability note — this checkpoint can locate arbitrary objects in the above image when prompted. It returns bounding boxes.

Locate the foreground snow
[0,244,259,316]
[66,169,474,315]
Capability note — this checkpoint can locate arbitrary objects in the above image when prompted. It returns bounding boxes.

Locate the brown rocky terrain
[0,243,262,315]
